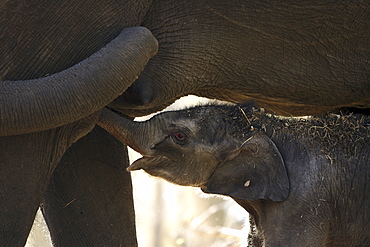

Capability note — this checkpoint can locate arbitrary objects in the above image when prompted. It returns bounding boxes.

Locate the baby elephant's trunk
[98,108,147,154]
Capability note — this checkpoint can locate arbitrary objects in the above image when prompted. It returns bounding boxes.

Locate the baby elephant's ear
[203,133,289,202]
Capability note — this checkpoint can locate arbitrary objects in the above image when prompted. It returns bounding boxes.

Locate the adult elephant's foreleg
[0,123,88,246]
[42,126,137,246]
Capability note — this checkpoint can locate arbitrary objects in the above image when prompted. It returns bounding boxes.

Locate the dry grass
[243,105,370,159]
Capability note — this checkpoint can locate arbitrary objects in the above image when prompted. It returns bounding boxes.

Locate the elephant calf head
[98,104,290,202]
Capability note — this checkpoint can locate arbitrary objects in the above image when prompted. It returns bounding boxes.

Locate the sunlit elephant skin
[1,27,157,136]
[110,0,370,117]
[2,1,158,245]
[99,104,370,246]
[3,1,369,246]
[42,126,137,246]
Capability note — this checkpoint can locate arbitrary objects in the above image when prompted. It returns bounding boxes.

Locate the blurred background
[26,96,250,247]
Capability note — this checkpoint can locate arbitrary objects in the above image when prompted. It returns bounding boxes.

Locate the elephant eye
[171,131,187,143]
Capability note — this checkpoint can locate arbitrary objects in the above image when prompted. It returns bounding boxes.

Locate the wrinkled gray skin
[112,0,370,117]
[2,1,158,244]
[99,104,370,246]
[3,1,369,246]
[0,26,157,246]
[3,1,163,246]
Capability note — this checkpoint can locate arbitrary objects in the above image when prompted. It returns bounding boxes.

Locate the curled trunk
[0,27,158,136]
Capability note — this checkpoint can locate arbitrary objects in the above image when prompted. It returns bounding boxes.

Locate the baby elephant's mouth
[127,154,220,188]
[127,155,169,171]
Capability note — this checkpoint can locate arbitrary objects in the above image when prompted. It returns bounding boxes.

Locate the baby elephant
[99,103,370,247]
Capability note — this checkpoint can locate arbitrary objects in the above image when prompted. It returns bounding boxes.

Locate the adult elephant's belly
[192,88,365,116]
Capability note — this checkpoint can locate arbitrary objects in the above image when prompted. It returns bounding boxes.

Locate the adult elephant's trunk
[0,27,158,136]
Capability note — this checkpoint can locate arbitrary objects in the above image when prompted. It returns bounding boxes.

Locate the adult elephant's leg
[42,126,137,246]
[0,123,87,246]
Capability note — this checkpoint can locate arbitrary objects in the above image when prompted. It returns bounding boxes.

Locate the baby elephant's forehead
[182,115,226,139]
[170,117,199,130]
[163,110,222,132]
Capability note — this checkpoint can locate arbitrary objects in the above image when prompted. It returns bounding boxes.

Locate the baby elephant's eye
[172,131,187,143]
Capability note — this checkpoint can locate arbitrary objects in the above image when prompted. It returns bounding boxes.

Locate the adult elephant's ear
[203,133,289,202]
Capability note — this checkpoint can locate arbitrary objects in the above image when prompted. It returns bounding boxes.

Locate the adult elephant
[1,2,158,246]
[112,0,370,117]
[2,0,369,246]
